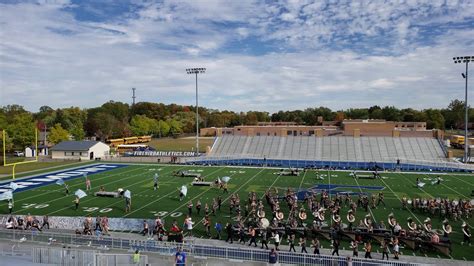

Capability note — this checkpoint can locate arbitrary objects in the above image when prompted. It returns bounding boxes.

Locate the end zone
[0,164,128,193]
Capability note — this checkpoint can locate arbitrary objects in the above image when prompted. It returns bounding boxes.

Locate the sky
[0,0,473,113]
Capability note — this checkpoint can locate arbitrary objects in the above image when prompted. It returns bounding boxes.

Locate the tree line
[0,99,471,150]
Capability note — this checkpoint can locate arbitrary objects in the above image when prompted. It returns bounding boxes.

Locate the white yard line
[297,171,308,191]
[394,173,434,198]
[45,166,164,216]
[379,177,422,224]
[420,173,469,198]
[193,168,266,228]
[123,167,229,218]
[11,165,147,204]
[81,166,184,217]
[446,174,474,187]
[352,175,377,222]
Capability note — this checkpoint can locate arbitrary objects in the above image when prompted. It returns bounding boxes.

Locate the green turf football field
[1,163,473,260]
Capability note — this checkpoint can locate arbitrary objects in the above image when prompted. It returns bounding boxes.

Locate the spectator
[300,237,308,253]
[248,226,257,247]
[268,248,278,264]
[175,247,186,266]
[133,250,140,264]
[382,240,390,260]
[332,239,340,256]
[364,241,372,259]
[141,220,149,236]
[225,223,233,244]
[272,232,280,251]
[215,221,222,240]
[261,229,269,249]
[42,215,50,230]
[311,238,320,255]
[393,238,400,260]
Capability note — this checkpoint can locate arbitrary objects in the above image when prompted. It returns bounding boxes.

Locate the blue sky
[0,0,473,112]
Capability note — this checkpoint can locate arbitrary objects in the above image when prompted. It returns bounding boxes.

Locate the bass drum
[260,218,270,229]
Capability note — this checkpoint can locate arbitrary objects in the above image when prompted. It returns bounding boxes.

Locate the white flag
[222,176,231,183]
[9,182,19,191]
[181,185,188,196]
[75,189,87,199]
[0,191,13,201]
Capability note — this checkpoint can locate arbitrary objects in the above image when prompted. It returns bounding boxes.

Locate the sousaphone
[276,211,284,221]
[407,217,417,231]
[298,209,307,220]
[257,209,266,218]
[423,217,432,232]
[388,213,396,227]
[442,219,452,235]
[462,222,471,237]
[347,210,355,223]
[318,208,326,222]
[332,213,341,223]
[364,214,372,228]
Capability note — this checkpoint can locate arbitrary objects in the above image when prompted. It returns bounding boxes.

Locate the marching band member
[462,222,471,246]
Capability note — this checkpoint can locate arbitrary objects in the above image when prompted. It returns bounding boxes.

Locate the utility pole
[132,88,136,106]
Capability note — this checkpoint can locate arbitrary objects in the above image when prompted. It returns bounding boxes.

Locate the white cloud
[0,1,473,113]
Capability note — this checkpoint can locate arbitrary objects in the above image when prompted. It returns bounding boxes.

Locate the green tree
[70,123,85,141]
[6,112,35,149]
[424,109,445,129]
[48,123,70,144]
[168,119,183,136]
[130,115,158,136]
[158,120,170,137]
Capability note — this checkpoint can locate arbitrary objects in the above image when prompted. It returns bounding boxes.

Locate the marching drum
[260,218,270,229]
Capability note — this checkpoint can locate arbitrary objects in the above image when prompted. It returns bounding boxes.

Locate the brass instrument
[407,217,417,231]
[332,213,341,223]
[257,210,265,218]
[364,214,372,228]
[462,222,471,237]
[347,210,355,223]
[423,217,432,232]
[298,209,307,220]
[276,211,284,221]
[442,220,452,235]
[388,212,396,227]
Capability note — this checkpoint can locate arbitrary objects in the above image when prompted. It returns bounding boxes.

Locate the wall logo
[0,164,127,193]
[296,184,385,199]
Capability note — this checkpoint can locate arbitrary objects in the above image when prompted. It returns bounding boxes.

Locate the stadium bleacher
[208,136,447,163]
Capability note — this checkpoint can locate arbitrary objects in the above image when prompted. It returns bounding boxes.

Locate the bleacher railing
[0,228,418,266]
[183,155,474,172]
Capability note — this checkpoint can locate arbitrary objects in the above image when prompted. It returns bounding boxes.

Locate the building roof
[51,141,102,151]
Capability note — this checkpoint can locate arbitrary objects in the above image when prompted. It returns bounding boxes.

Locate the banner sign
[131,151,200,157]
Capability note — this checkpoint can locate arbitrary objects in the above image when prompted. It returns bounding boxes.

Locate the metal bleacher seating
[209,135,448,163]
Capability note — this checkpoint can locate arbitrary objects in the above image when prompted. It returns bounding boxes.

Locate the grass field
[1,163,473,260]
[148,137,215,153]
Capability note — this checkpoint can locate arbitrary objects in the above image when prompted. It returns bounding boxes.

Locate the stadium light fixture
[452,56,473,163]
[186,68,206,156]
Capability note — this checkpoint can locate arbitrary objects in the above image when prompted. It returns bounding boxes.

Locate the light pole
[186,68,206,156]
[453,56,473,163]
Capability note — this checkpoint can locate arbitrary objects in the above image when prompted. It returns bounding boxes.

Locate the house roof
[51,141,102,151]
